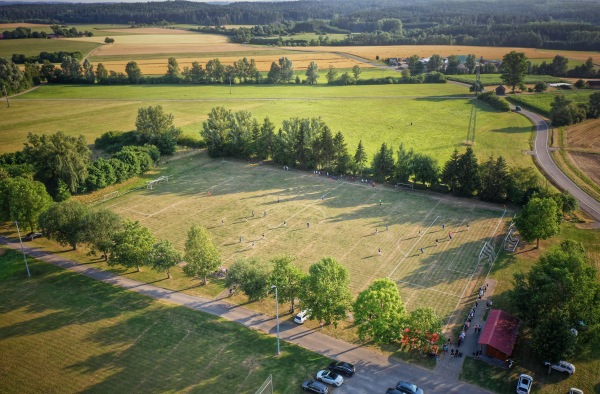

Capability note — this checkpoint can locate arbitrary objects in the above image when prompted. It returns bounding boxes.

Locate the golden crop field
[287,45,600,64]
[94,51,372,74]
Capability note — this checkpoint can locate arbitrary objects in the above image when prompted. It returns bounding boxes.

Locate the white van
[294,310,310,324]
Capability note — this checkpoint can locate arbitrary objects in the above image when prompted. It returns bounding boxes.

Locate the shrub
[478,91,511,111]
[177,135,206,149]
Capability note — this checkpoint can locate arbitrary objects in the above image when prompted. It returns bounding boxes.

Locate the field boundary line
[443,209,507,330]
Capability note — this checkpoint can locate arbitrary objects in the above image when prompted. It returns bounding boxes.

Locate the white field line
[396,280,461,298]
[387,204,441,279]
[444,209,507,330]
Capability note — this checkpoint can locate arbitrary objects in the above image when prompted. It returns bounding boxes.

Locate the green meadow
[0,247,329,393]
[446,74,562,86]
[0,38,100,58]
[4,83,535,171]
[507,90,596,117]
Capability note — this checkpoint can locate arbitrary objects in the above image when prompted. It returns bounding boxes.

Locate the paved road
[522,109,600,222]
[1,237,490,394]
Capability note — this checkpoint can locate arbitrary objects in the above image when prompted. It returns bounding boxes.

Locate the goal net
[254,374,273,394]
[146,175,171,190]
[502,223,520,252]
[102,191,119,202]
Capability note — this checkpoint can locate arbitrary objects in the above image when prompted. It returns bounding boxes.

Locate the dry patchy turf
[97,153,510,320]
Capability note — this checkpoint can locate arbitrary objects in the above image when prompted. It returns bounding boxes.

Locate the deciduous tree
[149,239,181,279]
[515,197,561,248]
[299,257,352,327]
[82,209,122,261]
[125,61,142,84]
[183,224,220,284]
[353,278,405,344]
[39,200,90,250]
[226,258,272,301]
[109,220,156,272]
[135,105,180,155]
[1,177,52,232]
[270,255,305,314]
[305,61,319,84]
[500,51,528,93]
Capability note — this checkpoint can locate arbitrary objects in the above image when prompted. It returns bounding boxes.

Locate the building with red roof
[478,309,520,361]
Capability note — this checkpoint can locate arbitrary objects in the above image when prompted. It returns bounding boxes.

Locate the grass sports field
[3,83,535,172]
[0,247,329,393]
[94,151,510,321]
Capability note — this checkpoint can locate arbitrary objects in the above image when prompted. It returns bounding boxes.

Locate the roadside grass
[0,38,100,58]
[0,247,331,394]
[506,90,595,117]
[460,222,600,393]
[5,84,536,172]
[446,74,562,86]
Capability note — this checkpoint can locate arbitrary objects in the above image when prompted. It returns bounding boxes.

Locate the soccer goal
[502,224,520,252]
[146,175,171,190]
[478,241,497,264]
[254,374,273,394]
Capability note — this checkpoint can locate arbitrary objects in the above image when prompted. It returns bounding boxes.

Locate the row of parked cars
[301,361,355,393]
[516,360,581,394]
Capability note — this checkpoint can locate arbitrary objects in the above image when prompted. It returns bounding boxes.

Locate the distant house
[588,80,600,89]
[478,309,520,361]
[495,85,506,96]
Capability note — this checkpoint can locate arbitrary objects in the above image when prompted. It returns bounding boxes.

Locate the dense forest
[1,0,600,50]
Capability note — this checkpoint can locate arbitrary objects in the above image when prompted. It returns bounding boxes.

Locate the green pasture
[89,151,509,320]
[460,222,600,394]
[446,74,562,86]
[0,38,100,58]
[507,90,595,117]
[293,67,400,83]
[0,247,330,393]
[4,83,535,170]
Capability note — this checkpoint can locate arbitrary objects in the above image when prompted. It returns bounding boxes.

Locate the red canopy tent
[478,309,520,361]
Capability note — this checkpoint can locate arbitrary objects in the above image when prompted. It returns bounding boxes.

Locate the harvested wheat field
[568,152,600,185]
[95,52,370,74]
[566,118,600,151]
[288,45,600,64]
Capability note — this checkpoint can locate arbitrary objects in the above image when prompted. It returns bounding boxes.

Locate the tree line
[2,26,48,39]
[3,0,599,50]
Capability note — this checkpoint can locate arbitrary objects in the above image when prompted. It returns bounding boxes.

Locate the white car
[544,360,575,374]
[568,388,583,394]
[316,370,344,387]
[516,374,533,394]
[294,309,310,324]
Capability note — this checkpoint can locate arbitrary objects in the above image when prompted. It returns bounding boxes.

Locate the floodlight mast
[271,285,280,355]
[14,221,31,277]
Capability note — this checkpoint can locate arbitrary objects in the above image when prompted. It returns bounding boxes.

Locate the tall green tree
[500,51,528,93]
[305,61,319,84]
[455,147,479,196]
[201,106,233,157]
[183,224,220,284]
[465,54,477,73]
[326,65,338,84]
[0,56,26,94]
[125,61,142,84]
[353,140,368,176]
[149,239,181,279]
[109,220,156,272]
[135,105,180,155]
[479,156,510,202]
[441,148,460,193]
[270,256,305,314]
[515,197,561,248]
[550,94,585,126]
[256,116,275,160]
[588,92,600,118]
[332,132,351,174]
[352,64,362,80]
[410,153,439,185]
[394,143,414,183]
[278,57,294,83]
[166,57,180,81]
[267,61,281,84]
[39,200,90,250]
[1,177,52,232]
[226,258,272,301]
[23,131,91,194]
[372,143,395,182]
[353,278,405,344]
[403,308,444,350]
[299,257,353,327]
[511,240,600,360]
[95,63,108,83]
[427,54,443,72]
[82,209,122,261]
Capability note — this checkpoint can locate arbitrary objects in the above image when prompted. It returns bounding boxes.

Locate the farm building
[478,309,520,361]
[587,80,600,89]
[495,85,506,95]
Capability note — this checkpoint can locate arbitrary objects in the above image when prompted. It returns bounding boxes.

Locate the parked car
[302,380,328,394]
[316,370,344,387]
[516,374,533,394]
[24,232,43,241]
[544,360,575,374]
[568,388,583,394]
[386,389,404,394]
[395,381,424,394]
[294,309,311,324]
[328,360,355,377]
[515,105,522,112]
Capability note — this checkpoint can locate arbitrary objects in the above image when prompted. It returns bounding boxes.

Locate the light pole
[14,221,31,277]
[271,285,280,355]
